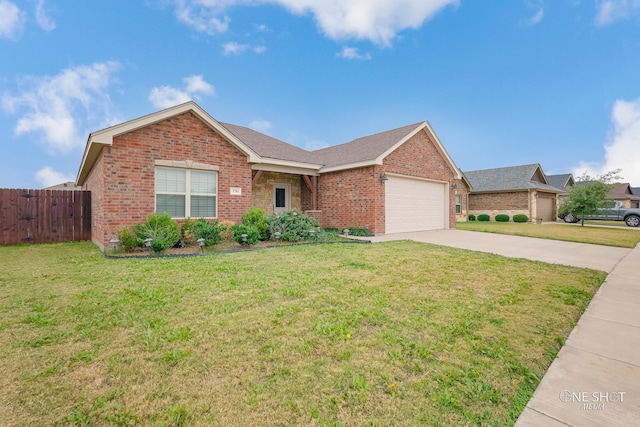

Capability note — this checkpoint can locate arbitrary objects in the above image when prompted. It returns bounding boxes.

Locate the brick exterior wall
[252,171,301,214]
[316,129,456,234]
[468,191,559,221]
[83,151,105,248]
[317,166,382,232]
[469,192,530,220]
[82,112,252,249]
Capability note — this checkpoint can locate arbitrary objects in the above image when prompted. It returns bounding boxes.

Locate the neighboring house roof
[632,187,640,197]
[607,183,640,201]
[77,101,461,185]
[546,173,575,191]
[464,163,564,193]
[44,181,81,190]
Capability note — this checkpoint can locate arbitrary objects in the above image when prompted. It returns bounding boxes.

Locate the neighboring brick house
[454,170,473,222]
[546,173,576,206]
[463,164,565,222]
[605,183,640,208]
[76,102,461,249]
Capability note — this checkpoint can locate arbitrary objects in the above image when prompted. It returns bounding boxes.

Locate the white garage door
[385,176,447,234]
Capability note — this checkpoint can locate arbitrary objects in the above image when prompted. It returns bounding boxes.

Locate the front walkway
[357,230,640,425]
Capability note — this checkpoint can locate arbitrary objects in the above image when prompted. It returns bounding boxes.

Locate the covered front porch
[250,168,322,223]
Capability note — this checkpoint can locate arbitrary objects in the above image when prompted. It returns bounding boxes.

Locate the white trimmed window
[155,167,217,218]
[455,194,462,214]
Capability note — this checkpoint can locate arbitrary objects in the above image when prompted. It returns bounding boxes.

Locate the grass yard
[457,221,640,248]
[0,241,606,426]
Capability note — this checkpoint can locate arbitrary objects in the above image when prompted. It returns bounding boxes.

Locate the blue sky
[1,0,640,189]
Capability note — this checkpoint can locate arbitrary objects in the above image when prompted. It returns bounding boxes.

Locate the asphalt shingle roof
[222,121,424,167]
[311,122,423,168]
[464,164,563,193]
[220,122,319,164]
[546,173,574,191]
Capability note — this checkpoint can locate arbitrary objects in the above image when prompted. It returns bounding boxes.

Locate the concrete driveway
[357,229,639,426]
[362,229,630,272]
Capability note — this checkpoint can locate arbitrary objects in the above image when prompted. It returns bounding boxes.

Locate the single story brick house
[76,102,461,249]
[605,183,640,208]
[463,164,565,221]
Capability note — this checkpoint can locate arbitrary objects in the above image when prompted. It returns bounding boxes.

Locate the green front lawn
[457,221,640,248]
[0,241,606,426]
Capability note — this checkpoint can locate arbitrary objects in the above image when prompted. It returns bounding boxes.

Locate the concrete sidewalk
[357,230,640,426]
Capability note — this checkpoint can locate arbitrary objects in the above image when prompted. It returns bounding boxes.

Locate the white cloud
[249,119,272,133]
[35,0,56,31]
[527,8,544,25]
[172,0,231,34]
[1,62,120,153]
[0,0,26,40]
[170,0,458,46]
[35,166,75,188]
[148,74,215,109]
[595,0,640,26]
[184,74,215,95]
[222,41,266,55]
[337,46,372,60]
[573,96,640,185]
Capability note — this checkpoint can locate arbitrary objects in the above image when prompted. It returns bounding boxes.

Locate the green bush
[468,214,476,221]
[241,208,269,240]
[267,209,321,242]
[348,227,369,236]
[495,214,510,222]
[477,214,491,222]
[513,214,529,223]
[133,212,180,253]
[191,219,225,246]
[117,227,139,251]
[231,224,261,245]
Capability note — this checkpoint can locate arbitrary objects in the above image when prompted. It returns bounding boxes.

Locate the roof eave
[319,159,381,173]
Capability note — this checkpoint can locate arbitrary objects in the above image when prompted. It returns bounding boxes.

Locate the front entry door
[273,183,290,214]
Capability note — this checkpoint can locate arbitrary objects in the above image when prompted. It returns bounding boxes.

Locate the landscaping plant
[241,207,269,240]
[495,214,510,222]
[132,212,180,253]
[513,214,528,223]
[477,214,491,222]
[267,209,321,242]
[190,219,225,246]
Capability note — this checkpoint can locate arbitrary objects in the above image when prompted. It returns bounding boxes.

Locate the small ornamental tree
[559,169,622,227]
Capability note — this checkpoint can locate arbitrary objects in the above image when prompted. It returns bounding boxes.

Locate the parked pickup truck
[560,201,640,227]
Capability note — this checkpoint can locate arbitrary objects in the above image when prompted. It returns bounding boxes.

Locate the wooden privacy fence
[0,189,91,245]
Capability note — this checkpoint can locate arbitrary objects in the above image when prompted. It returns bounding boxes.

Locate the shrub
[477,214,491,222]
[117,227,139,252]
[218,220,235,242]
[267,209,321,242]
[468,214,476,221]
[495,214,510,222]
[231,224,261,245]
[513,214,529,223]
[241,208,269,241]
[180,218,196,246]
[348,227,369,236]
[191,219,225,246]
[133,212,180,253]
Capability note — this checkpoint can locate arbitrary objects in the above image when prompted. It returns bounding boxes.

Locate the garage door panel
[537,197,554,221]
[385,176,446,234]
